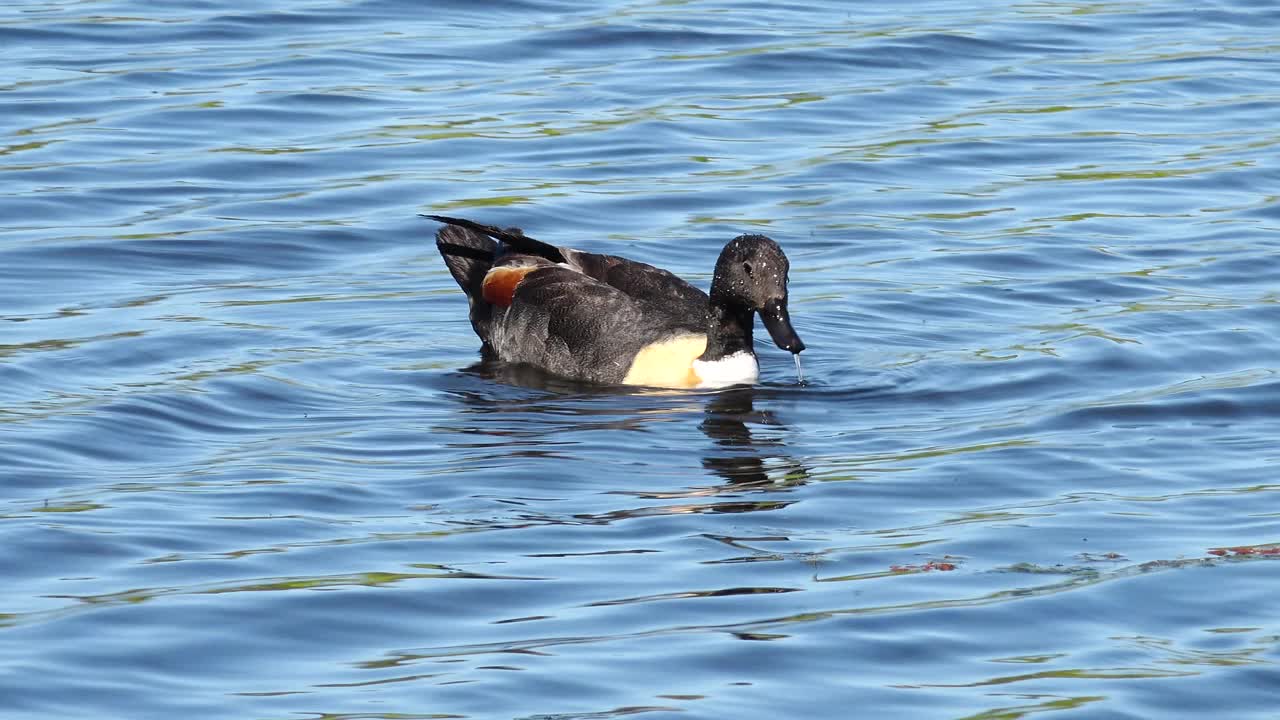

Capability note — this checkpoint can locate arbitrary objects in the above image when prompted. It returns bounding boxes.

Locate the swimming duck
[430,215,804,389]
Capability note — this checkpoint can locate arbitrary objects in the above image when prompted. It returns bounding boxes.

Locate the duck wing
[427,214,708,333]
[492,265,685,385]
[573,253,708,335]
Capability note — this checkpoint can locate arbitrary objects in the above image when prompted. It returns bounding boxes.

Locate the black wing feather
[493,267,677,384]
[423,214,567,264]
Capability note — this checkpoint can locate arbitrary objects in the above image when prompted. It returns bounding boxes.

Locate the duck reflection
[700,386,810,489]
[443,361,810,502]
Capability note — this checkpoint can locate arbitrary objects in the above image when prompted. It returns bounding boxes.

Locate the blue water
[3,1,1279,718]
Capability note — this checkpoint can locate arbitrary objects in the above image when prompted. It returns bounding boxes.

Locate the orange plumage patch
[482,266,536,307]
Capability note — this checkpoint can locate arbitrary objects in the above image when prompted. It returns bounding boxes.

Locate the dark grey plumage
[435,223,499,356]
[431,215,803,386]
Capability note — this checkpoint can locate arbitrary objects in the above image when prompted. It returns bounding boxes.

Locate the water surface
[2,1,1279,718]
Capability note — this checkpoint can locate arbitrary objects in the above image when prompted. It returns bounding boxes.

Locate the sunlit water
[3,1,1279,718]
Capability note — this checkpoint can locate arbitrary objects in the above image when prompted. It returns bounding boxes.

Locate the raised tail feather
[433,222,502,352]
[429,214,574,354]
[435,223,497,299]
[423,214,567,264]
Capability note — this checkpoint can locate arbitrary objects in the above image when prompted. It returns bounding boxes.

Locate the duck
[429,214,804,389]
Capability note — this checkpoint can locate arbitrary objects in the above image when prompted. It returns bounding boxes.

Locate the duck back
[491,263,706,384]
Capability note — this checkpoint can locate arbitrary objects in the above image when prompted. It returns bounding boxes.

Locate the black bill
[760,298,805,354]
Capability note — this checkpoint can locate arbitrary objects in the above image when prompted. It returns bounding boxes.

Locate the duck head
[706,234,805,357]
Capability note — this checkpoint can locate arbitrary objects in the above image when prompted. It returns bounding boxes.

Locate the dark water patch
[0,234,363,302]
[8,392,291,467]
[1045,377,1280,432]
[200,9,372,33]
[349,0,585,23]
[0,24,151,47]
[257,91,386,109]
[524,24,759,55]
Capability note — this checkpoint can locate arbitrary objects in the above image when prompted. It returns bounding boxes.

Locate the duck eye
[742,261,754,277]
